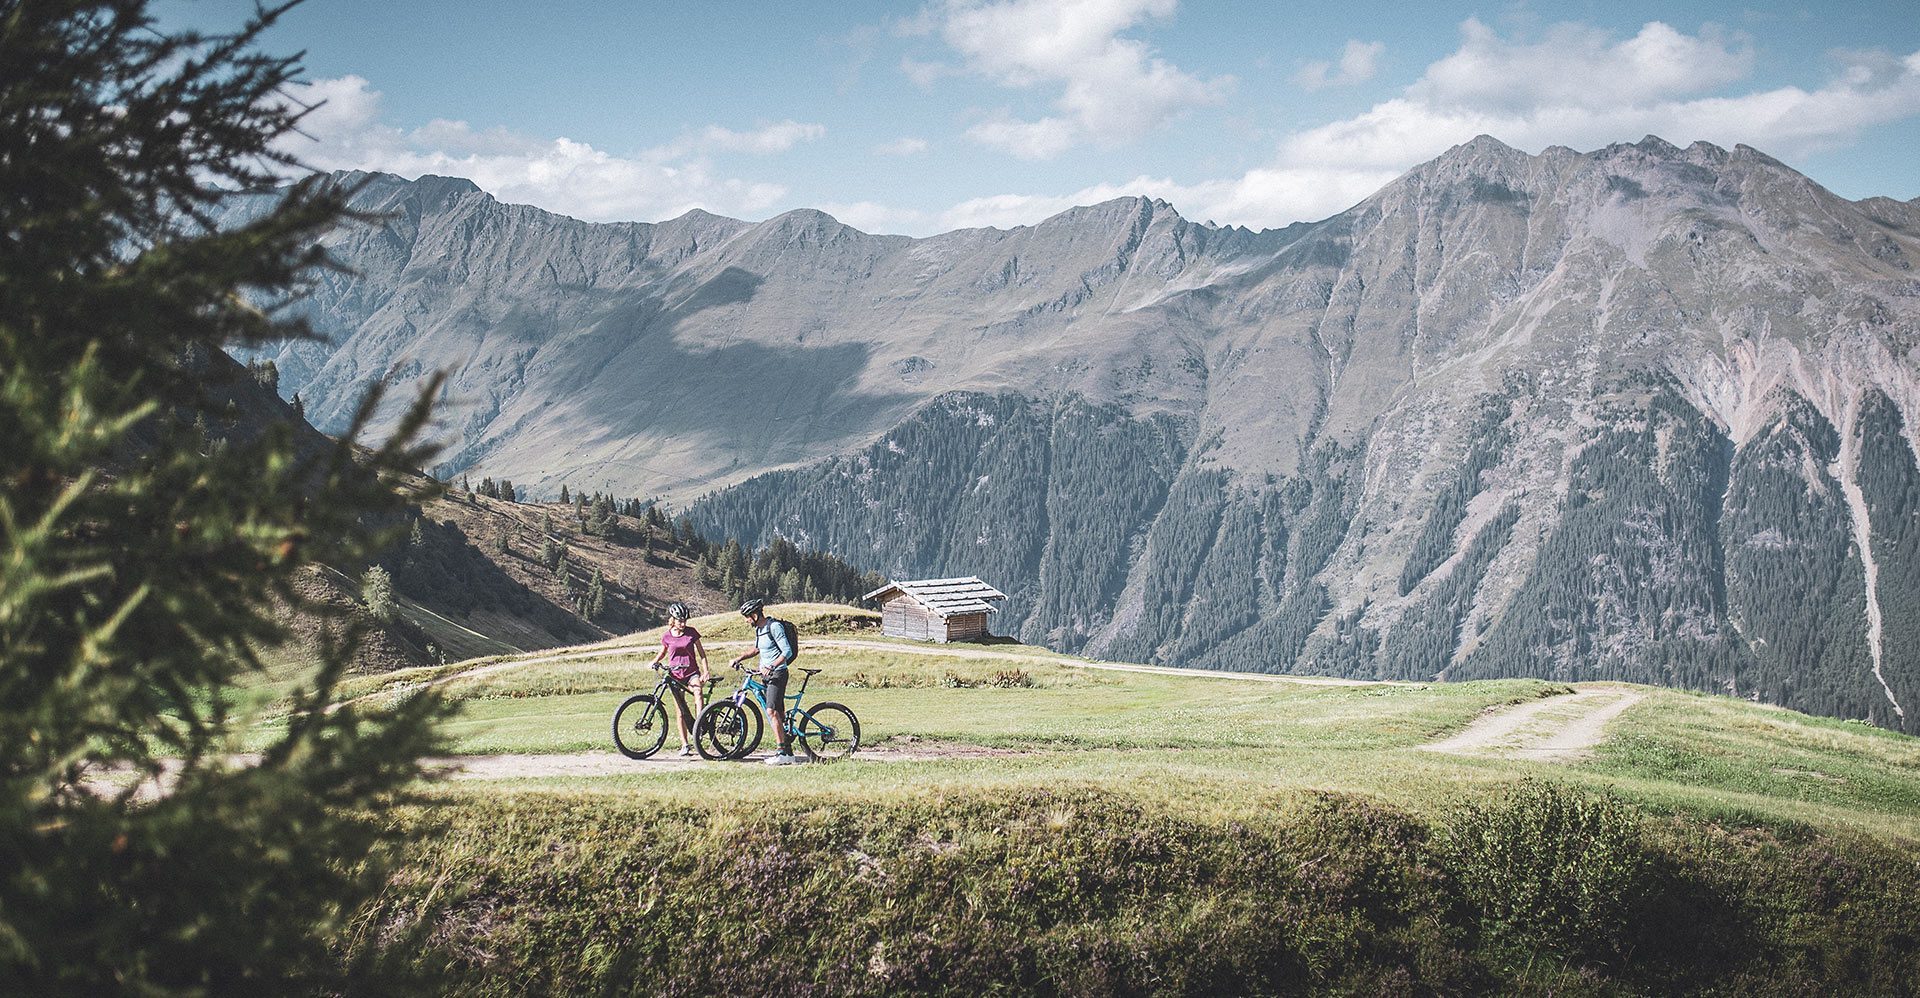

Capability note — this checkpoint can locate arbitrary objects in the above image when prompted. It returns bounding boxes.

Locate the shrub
[1445,779,1660,962]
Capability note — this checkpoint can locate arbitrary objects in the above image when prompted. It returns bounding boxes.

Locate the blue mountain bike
[695,663,860,761]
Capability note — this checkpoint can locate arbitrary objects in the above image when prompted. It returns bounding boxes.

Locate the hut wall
[882,596,939,642]
[943,612,989,643]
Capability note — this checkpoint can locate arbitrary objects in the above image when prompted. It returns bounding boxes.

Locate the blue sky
[159,0,1920,234]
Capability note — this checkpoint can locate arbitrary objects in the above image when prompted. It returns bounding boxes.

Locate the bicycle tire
[735,700,765,759]
[795,701,860,761]
[612,694,670,759]
[695,700,755,761]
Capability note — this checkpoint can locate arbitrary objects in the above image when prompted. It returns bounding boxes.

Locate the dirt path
[351,638,1396,707]
[439,737,1025,780]
[1420,685,1647,762]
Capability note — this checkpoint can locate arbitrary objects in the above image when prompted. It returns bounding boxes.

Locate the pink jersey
[661,626,700,675]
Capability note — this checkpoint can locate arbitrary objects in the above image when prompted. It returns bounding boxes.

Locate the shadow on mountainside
[438,264,926,493]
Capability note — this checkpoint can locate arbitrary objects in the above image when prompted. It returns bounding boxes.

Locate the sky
[156,0,1920,235]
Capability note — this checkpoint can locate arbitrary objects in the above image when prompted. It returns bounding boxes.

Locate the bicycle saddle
[799,667,823,676]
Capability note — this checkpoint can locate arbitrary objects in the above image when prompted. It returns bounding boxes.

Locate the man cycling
[729,598,798,765]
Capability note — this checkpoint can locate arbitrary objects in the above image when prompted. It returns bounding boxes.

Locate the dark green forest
[692,385,1920,732]
[1717,398,1876,722]
[691,394,1186,648]
[1858,393,1920,729]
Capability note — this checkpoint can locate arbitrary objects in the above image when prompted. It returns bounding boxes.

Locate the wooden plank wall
[884,597,992,643]
[944,612,988,642]
[882,597,939,642]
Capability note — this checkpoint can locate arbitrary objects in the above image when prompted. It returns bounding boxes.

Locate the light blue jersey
[756,619,795,671]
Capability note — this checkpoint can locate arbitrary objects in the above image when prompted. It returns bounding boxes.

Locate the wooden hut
[862,577,1008,643]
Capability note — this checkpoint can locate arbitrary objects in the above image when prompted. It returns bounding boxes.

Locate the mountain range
[223,135,1920,731]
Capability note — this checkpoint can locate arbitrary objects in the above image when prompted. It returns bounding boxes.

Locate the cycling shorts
[761,668,788,710]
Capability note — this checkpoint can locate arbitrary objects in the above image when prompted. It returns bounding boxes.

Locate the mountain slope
[232,137,1920,729]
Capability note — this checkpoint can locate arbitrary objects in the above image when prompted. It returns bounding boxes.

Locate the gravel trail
[438,738,1025,780]
[1420,686,1647,762]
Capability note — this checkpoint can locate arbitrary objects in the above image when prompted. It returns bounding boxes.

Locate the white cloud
[922,21,1920,234]
[273,76,819,223]
[816,200,932,234]
[279,19,1920,242]
[874,136,931,156]
[1413,20,1750,114]
[679,121,826,156]
[937,167,1398,231]
[900,56,957,88]
[965,112,1078,159]
[929,0,1231,158]
[1281,28,1920,172]
[1293,40,1384,91]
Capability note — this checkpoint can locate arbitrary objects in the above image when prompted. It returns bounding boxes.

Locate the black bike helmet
[666,602,689,621]
[738,597,765,617]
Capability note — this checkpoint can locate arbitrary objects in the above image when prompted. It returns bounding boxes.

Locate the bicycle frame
[648,667,709,709]
[726,664,812,739]
[699,663,859,761]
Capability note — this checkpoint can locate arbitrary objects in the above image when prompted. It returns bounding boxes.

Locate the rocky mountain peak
[234,138,1920,731]
[1037,195,1186,232]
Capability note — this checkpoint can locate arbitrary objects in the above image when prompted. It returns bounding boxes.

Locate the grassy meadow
[282,605,1920,994]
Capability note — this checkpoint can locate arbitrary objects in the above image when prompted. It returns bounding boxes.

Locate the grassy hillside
[259,470,882,678]
[379,487,732,655]
[286,606,1920,994]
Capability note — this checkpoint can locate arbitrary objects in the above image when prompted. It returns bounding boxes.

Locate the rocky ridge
[229,137,1920,729]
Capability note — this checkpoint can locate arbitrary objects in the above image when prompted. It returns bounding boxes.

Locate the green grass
[280,603,1920,840]
[281,602,1920,992]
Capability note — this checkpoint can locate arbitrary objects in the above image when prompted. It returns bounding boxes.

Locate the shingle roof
[862,576,1008,618]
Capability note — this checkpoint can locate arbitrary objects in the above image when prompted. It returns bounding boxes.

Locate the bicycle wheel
[733,700,765,759]
[695,700,756,761]
[611,694,670,759]
[795,701,860,761]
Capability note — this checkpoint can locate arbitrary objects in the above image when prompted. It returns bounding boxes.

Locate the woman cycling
[648,602,710,755]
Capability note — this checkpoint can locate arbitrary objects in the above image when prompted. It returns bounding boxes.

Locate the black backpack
[768,617,800,663]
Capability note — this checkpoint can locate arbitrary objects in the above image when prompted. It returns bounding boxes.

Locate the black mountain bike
[611,666,709,759]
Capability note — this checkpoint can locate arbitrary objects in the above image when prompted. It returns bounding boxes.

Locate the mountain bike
[611,666,711,759]
[695,663,860,762]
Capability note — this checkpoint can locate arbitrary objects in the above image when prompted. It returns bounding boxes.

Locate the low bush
[1445,779,1659,962]
[342,783,1920,995]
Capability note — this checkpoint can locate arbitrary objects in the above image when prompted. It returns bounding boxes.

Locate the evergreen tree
[362,565,397,623]
[587,567,606,620]
[495,529,512,555]
[0,3,451,988]
[290,390,304,420]
[409,517,425,548]
[539,537,559,570]
[559,484,569,504]
[585,493,615,537]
